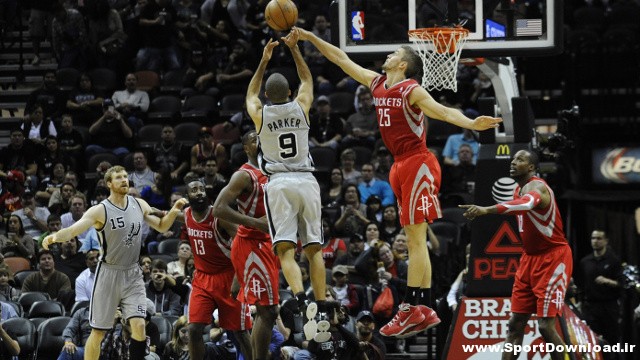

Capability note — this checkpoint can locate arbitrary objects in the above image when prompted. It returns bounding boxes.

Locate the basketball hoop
[408,27,469,92]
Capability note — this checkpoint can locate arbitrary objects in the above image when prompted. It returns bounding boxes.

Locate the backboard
[332,0,563,60]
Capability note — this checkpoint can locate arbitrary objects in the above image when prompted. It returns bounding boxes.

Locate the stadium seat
[69,300,90,317]
[3,256,31,274]
[13,270,37,288]
[4,300,23,317]
[181,94,218,123]
[174,122,201,147]
[136,124,163,149]
[18,292,50,317]
[210,123,240,146]
[2,317,36,359]
[351,146,373,168]
[157,238,181,256]
[122,152,135,171]
[87,153,120,173]
[134,70,160,93]
[36,316,71,360]
[28,300,65,319]
[89,68,118,94]
[310,147,337,173]
[55,68,81,92]
[328,92,355,117]
[219,94,245,118]
[147,95,182,124]
[150,315,173,355]
[160,68,187,95]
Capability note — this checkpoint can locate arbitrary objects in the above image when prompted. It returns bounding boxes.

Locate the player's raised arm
[295,26,379,87]
[42,205,104,249]
[283,29,313,113]
[459,183,549,220]
[409,86,502,131]
[212,171,269,234]
[246,39,279,130]
[141,197,189,233]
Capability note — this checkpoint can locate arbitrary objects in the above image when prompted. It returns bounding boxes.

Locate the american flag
[515,19,543,36]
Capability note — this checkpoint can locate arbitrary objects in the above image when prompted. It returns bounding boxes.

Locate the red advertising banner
[444,297,606,360]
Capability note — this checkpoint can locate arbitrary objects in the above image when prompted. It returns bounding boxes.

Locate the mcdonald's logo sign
[496,144,511,159]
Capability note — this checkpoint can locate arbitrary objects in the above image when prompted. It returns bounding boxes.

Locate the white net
[409,28,469,92]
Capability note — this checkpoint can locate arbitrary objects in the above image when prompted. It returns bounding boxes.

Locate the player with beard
[42,166,187,360]
[182,180,252,360]
[213,130,279,360]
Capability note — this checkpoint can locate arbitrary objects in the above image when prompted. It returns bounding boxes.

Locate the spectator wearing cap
[136,0,181,72]
[86,98,133,160]
[57,114,85,162]
[332,265,361,315]
[441,143,477,197]
[182,47,221,98]
[151,125,190,182]
[342,88,378,149]
[355,310,386,360]
[442,124,480,165]
[309,95,345,150]
[372,146,392,183]
[112,73,150,133]
[334,233,368,285]
[66,73,104,126]
[190,127,227,176]
[0,214,36,260]
[21,104,58,147]
[0,129,38,180]
[357,163,395,207]
[25,71,66,121]
[0,170,27,214]
[215,38,255,96]
[12,188,50,239]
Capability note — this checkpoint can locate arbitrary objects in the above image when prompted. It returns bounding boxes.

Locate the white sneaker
[303,302,318,341]
[314,320,331,342]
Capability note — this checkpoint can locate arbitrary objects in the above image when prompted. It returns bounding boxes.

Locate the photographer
[86,99,133,161]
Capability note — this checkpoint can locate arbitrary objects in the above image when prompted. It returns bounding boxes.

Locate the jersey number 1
[278,133,297,159]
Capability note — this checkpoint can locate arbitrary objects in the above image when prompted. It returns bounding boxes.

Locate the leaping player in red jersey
[460,150,573,360]
[294,27,502,338]
[182,180,252,360]
[213,130,280,360]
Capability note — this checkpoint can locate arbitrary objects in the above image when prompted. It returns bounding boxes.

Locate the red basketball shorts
[231,235,280,306]
[389,150,442,226]
[189,270,252,331]
[511,244,573,317]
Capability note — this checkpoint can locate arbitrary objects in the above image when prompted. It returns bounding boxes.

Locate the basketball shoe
[379,303,426,337]
[397,305,441,338]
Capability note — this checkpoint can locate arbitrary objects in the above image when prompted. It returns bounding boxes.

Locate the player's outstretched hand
[172,198,189,211]
[262,38,279,62]
[282,28,299,48]
[458,204,488,220]
[472,116,502,131]
[292,26,311,41]
[42,234,57,250]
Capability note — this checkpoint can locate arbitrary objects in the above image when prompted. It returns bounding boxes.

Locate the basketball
[265,0,298,31]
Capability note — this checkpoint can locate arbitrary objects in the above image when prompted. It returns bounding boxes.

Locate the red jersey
[370,75,428,159]
[184,206,233,274]
[321,238,347,268]
[514,177,568,255]
[235,163,269,241]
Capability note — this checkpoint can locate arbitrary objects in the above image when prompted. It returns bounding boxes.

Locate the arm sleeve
[381,182,395,206]
[447,272,463,307]
[495,191,541,214]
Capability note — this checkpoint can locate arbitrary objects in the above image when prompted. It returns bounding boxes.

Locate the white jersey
[97,196,144,266]
[258,101,314,174]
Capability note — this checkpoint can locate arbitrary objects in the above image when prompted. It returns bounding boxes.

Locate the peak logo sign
[594,147,640,184]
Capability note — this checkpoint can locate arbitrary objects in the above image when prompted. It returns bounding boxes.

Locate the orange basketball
[265,0,298,31]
